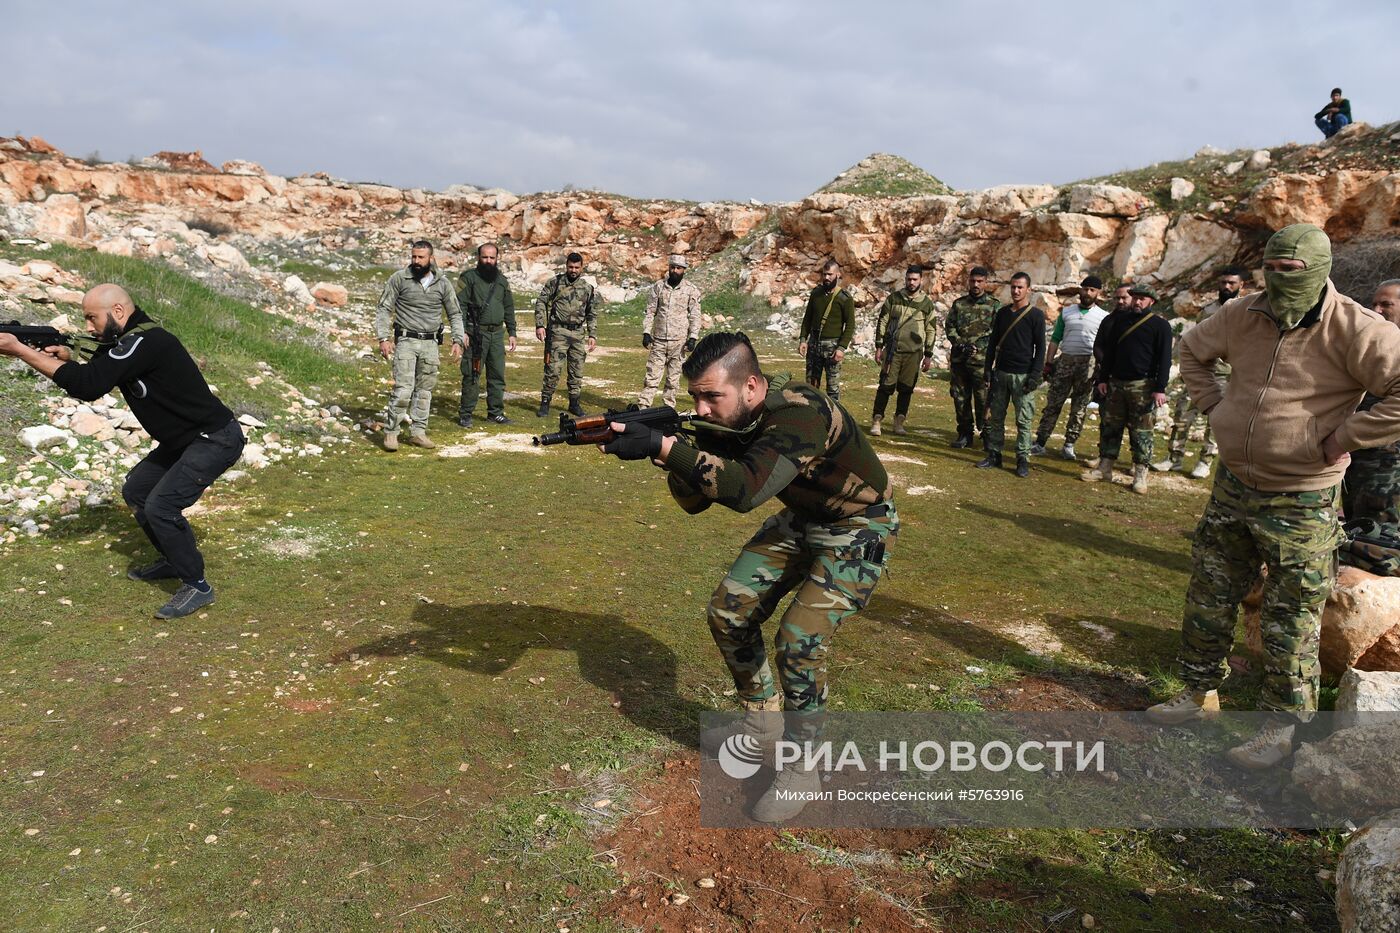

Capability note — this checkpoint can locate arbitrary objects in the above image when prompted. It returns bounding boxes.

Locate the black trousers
[121,420,245,583]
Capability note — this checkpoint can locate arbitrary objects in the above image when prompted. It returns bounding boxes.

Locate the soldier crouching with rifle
[0,284,245,619]
[596,332,897,821]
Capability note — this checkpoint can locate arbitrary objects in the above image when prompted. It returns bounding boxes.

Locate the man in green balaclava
[1145,224,1400,769]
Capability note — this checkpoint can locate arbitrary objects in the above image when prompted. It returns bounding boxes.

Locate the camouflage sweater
[533,273,600,337]
[664,375,892,522]
[945,293,1001,362]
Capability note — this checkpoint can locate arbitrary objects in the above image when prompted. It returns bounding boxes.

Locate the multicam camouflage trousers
[804,338,844,400]
[1166,387,1217,463]
[1099,378,1156,465]
[708,502,898,740]
[541,324,588,402]
[1035,353,1094,447]
[384,336,440,436]
[1179,466,1342,714]
[637,336,685,409]
[1342,443,1400,527]
[948,355,987,439]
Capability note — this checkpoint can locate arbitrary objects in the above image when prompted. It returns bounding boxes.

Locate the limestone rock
[18,425,71,450]
[311,282,349,306]
[1155,215,1240,281]
[1292,720,1400,816]
[283,274,314,306]
[204,241,251,274]
[221,160,266,176]
[1336,669,1400,731]
[1112,214,1169,279]
[1322,568,1400,675]
[1067,184,1146,217]
[1337,808,1400,932]
[34,194,86,241]
[1223,160,1245,176]
[96,237,134,257]
[1244,170,1400,238]
[69,412,108,436]
[1247,150,1272,171]
[1169,178,1196,202]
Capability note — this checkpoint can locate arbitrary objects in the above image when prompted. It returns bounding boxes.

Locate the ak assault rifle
[1,321,96,354]
[532,404,695,447]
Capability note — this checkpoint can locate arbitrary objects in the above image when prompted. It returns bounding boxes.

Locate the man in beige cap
[637,254,703,409]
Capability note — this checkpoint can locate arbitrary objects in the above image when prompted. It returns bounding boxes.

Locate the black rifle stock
[532,404,694,447]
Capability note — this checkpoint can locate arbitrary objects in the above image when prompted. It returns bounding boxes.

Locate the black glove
[601,421,664,461]
[642,333,653,349]
[1025,379,1041,392]
[684,338,697,353]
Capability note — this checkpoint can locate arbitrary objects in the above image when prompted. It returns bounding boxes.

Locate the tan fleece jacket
[1180,281,1400,491]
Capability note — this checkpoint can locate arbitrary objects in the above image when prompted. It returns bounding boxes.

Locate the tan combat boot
[751,759,822,823]
[699,693,783,757]
[1132,464,1149,495]
[382,432,399,452]
[1226,721,1296,770]
[892,414,907,435]
[407,433,436,449]
[869,415,882,437]
[1081,457,1114,482]
[1145,689,1220,725]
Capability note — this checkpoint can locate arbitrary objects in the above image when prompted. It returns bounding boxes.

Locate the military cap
[1128,284,1160,301]
[668,254,689,268]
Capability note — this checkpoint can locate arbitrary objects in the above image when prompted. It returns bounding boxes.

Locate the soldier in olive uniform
[870,265,937,436]
[534,252,599,417]
[638,254,702,409]
[375,240,465,451]
[797,259,856,400]
[456,243,518,427]
[944,265,1001,448]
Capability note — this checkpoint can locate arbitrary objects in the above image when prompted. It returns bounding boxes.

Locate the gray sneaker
[1029,443,1047,456]
[155,584,215,619]
[1060,443,1077,461]
[488,414,514,425]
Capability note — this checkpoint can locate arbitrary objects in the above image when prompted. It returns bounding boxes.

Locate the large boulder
[283,274,315,306]
[1337,808,1400,932]
[1244,566,1400,675]
[34,193,86,241]
[1153,214,1240,282]
[1067,184,1147,217]
[1336,669,1400,728]
[18,425,71,450]
[311,282,349,307]
[1291,719,1400,816]
[1112,214,1169,279]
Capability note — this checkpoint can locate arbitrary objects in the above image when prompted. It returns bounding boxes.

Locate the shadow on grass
[341,601,709,747]
[961,501,1192,574]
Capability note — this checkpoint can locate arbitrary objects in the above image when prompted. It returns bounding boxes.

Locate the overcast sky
[7,1,1395,202]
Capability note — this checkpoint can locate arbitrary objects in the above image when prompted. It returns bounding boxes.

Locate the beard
[478,263,499,282]
[409,262,429,280]
[98,316,123,344]
[667,272,683,287]
[1218,286,1240,304]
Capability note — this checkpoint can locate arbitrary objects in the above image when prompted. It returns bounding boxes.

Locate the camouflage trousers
[708,501,898,740]
[1342,443,1400,526]
[804,338,844,400]
[1179,466,1342,714]
[541,324,588,401]
[948,356,987,439]
[1166,387,1217,461]
[1035,353,1094,447]
[985,370,1037,458]
[1098,378,1156,465]
[637,336,685,409]
[384,336,440,436]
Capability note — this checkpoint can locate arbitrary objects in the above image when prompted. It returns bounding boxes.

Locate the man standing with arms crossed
[1146,225,1400,769]
[456,243,517,427]
[375,240,465,450]
[977,272,1045,477]
[597,332,896,822]
[797,260,855,401]
[534,252,599,418]
[1032,275,1106,461]
[945,266,1001,449]
[1154,267,1246,478]
[869,265,937,436]
[637,254,702,409]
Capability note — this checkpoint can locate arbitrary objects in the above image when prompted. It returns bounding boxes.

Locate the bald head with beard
[81,283,138,344]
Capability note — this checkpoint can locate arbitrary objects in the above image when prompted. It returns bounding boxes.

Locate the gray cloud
[6,0,1396,201]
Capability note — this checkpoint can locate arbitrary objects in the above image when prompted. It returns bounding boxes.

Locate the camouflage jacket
[642,277,703,341]
[533,273,600,336]
[944,293,1001,361]
[664,375,893,523]
[874,289,937,356]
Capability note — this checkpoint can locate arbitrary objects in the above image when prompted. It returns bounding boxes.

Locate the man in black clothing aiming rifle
[0,284,245,619]
[1082,284,1172,494]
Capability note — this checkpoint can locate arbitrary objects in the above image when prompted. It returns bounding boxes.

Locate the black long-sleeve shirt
[984,303,1046,379]
[1097,309,1173,393]
[51,307,234,453]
